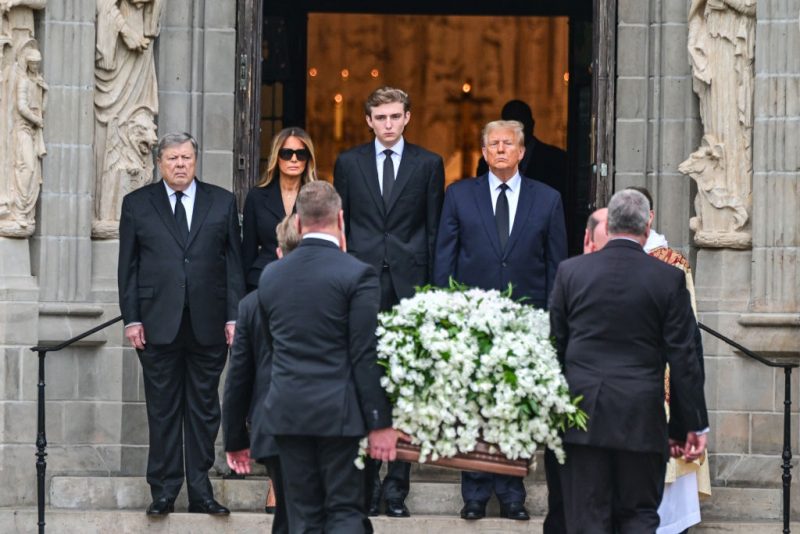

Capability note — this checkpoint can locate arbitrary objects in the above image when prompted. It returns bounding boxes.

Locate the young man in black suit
[549,189,709,532]
[258,181,398,534]
[118,132,245,516]
[434,119,567,523]
[333,86,444,517]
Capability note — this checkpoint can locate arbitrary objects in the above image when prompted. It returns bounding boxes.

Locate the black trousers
[460,471,526,505]
[559,443,666,534]
[138,309,226,502]
[365,266,411,504]
[543,447,567,533]
[261,455,289,534]
[276,435,368,534]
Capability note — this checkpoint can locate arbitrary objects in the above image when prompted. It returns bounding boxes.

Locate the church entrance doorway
[235,0,614,255]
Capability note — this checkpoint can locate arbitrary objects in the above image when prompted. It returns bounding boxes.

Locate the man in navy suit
[433,119,567,523]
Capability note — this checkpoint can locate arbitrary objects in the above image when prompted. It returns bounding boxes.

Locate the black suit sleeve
[223,297,256,452]
[432,187,460,287]
[425,156,445,281]
[225,196,246,322]
[241,191,258,281]
[118,195,140,325]
[544,195,568,307]
[348,266,392,431]
[548,265,569,368]
[662,277,709,437]
[333,157,350,241]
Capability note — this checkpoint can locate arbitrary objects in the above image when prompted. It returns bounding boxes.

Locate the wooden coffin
[394,437,529,477]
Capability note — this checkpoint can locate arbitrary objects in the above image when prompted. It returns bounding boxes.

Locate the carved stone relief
[92,0,163,239]
[0,0,46,237]
[679,0,756,249]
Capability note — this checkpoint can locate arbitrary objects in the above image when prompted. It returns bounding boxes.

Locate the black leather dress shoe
[460,500,486,520]
[500,501,530,521]
[367,500,381,517]
[145,497,174,516]
[188,498,231,515]
[385,499,410,517]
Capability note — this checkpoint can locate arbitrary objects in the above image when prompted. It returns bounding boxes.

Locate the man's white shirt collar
[488,171,521,192]
[163,178,196,199]
[303,232,340,247]
[375,137,405,158]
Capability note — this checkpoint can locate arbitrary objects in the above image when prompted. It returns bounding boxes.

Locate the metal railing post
[783,367,793,534]
[35,349,47,534]
[698,322,797,533]
[29,314,122,534]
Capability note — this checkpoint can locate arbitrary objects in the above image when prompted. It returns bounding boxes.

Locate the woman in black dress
[242,128,318,290]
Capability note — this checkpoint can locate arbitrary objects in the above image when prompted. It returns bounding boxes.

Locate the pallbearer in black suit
[549,189,709,533]
[223,214,301,534]
[118,132,245,516]
[242,128,318,290]
[334,86,445,517]
[434,119,568,523]
[258,181,398,534]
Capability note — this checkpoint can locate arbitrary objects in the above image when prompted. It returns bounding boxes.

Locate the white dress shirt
[375,137,405,194]
[303,232,340,247]
[164,178,197,229]
[488,171,522,232]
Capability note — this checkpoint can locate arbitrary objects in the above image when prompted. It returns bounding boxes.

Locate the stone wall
[617,0,800,502]
[0,0,237,506]
[614,0,699,255]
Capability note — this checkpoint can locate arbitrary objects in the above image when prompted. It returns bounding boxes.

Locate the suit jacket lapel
[472,175,502,258]
[264,178,286,220]
[504,178,534,258]
[186,181,212,249]
[386,144,419,215]
[149,181,186,247]
[355,144,385,216]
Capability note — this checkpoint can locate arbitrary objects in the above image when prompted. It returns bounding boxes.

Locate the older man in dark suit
[549,189,708,533]
[333,86,444,517]
[258,181,398,533]
[434,119,567,523]
[118,132,245,516]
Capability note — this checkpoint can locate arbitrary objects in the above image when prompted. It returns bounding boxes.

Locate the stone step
[48,476,548,516]
[48,476,785,522]
[1,509,797,534]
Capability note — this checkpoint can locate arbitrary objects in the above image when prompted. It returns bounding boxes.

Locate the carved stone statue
[8,45,46,232]
[93,0,163,239]
[679,0,756,249]
[0,0,46,237]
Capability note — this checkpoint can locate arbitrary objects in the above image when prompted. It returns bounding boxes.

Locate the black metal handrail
[29,314,123,534]
[698,321,798,534]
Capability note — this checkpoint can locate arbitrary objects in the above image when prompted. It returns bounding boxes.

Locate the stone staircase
[1,467,792,533]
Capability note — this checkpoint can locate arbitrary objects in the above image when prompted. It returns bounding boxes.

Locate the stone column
[614,0,699,255]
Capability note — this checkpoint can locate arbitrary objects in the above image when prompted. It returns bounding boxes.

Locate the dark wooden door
[234,0,264,209]
[591,0,616,208]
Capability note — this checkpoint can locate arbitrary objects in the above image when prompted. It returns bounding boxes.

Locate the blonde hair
[258,128,318,187]
[276,214,300,254]
[481,120,525,148]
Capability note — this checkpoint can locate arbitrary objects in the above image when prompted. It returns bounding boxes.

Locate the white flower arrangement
[370,281,587,467]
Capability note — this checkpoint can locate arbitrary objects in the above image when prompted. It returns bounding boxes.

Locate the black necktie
[382,149,395,206]
[174,191,189,242]
[496,183,510,251]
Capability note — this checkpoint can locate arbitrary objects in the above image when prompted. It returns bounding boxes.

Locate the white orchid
[366,282,587,468]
